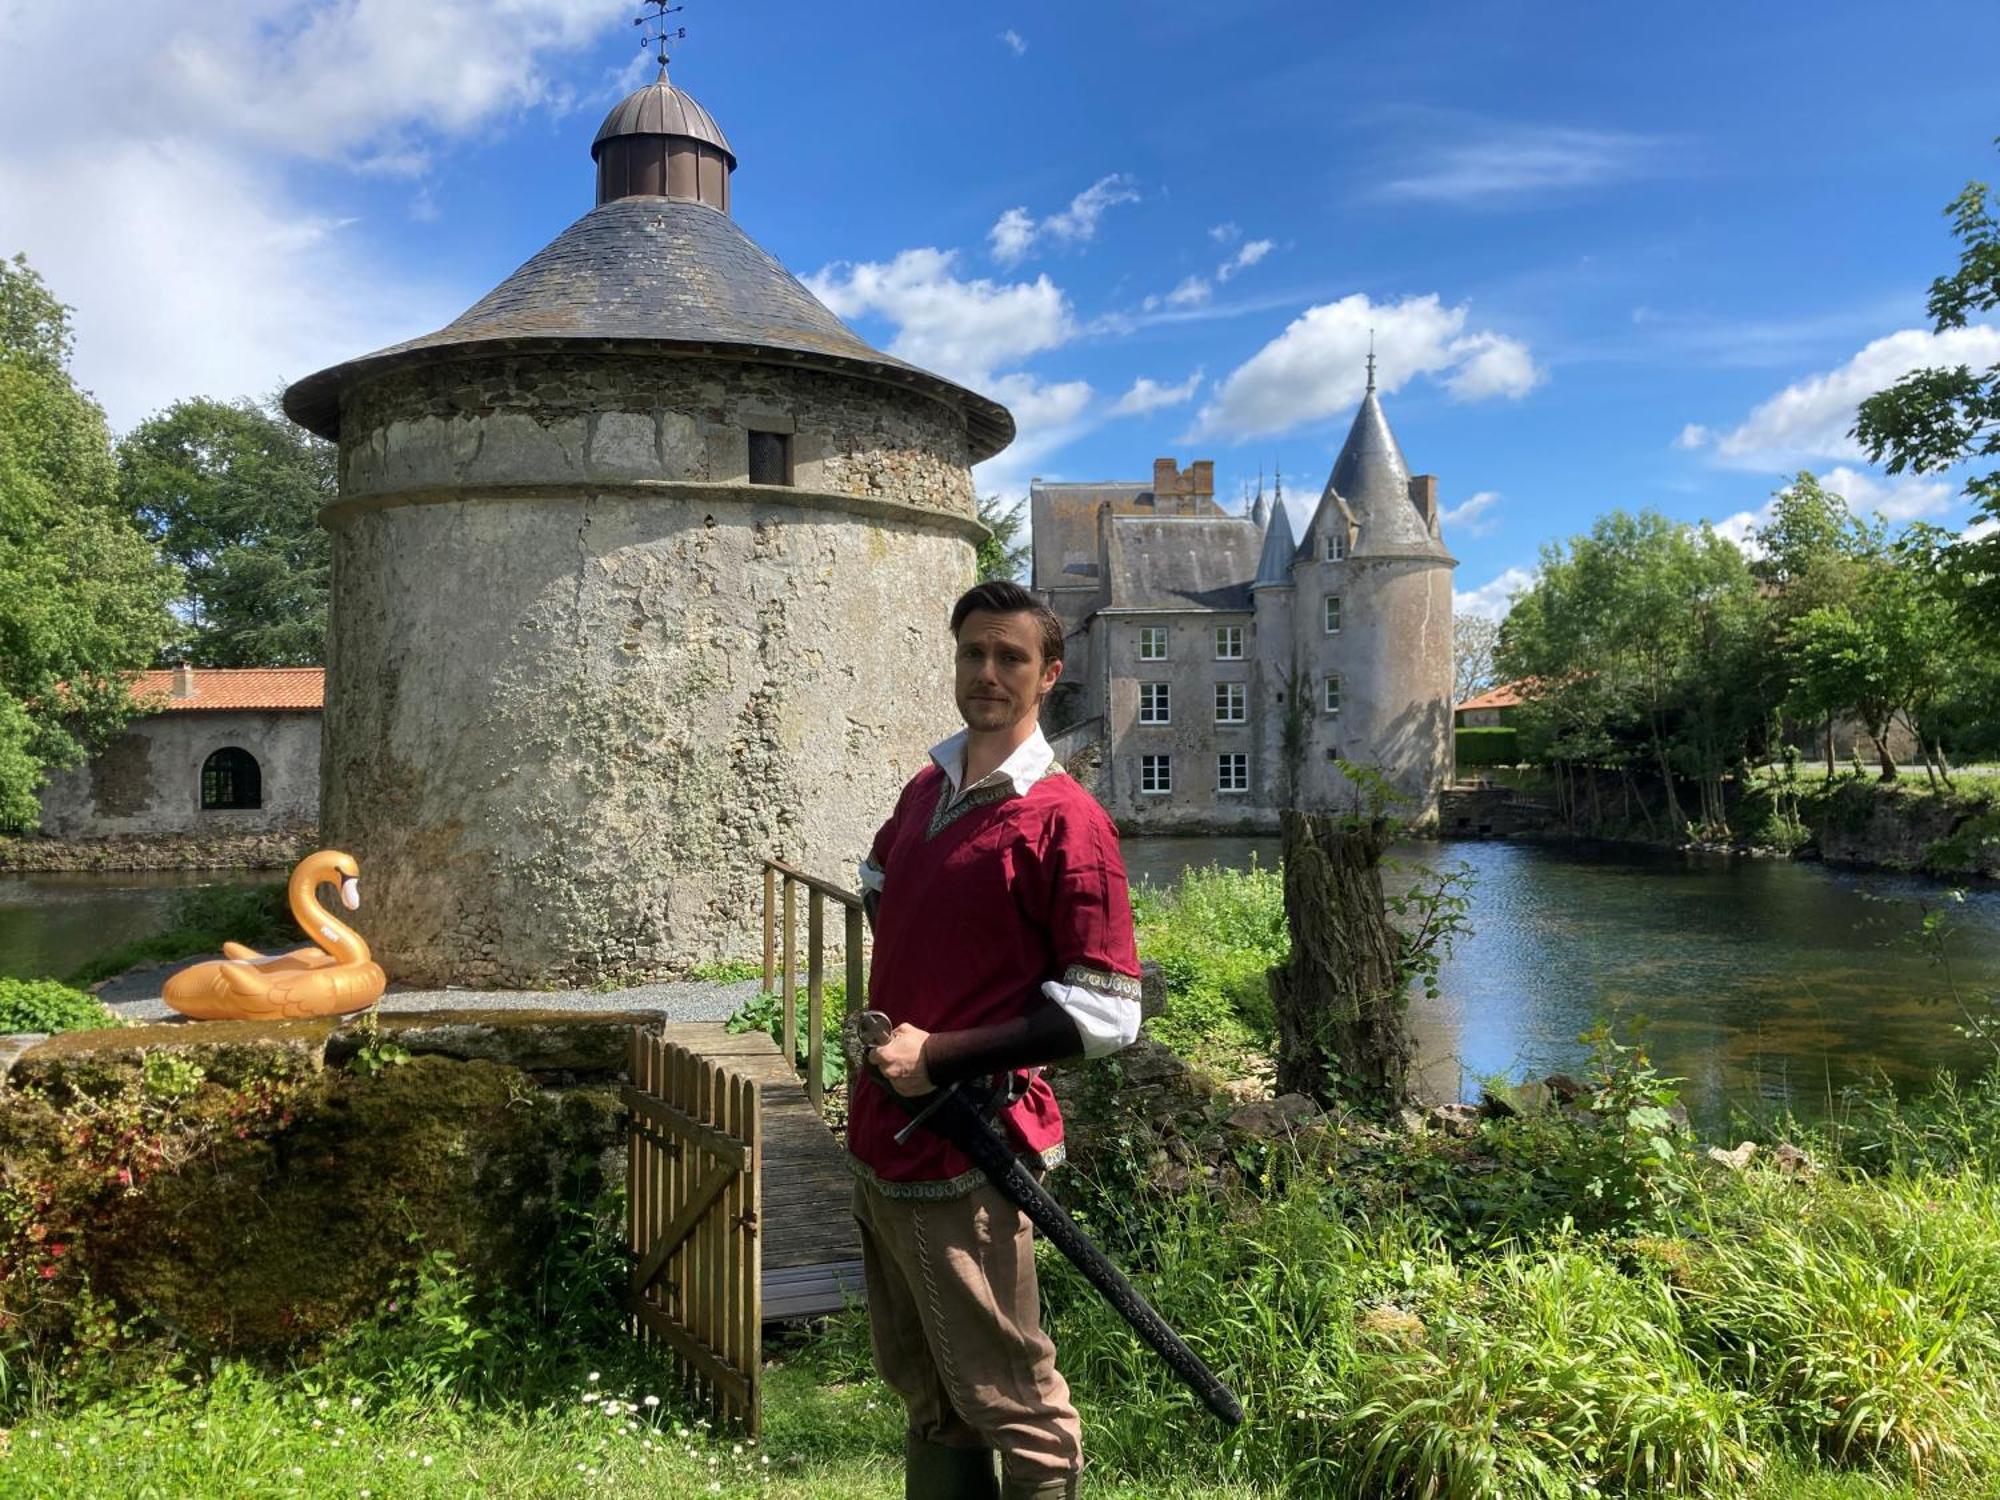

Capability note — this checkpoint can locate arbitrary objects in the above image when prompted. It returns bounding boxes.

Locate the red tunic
[848,763,1140,1193]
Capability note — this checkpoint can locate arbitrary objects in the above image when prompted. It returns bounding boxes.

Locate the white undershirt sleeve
[858,857,886,895]
[1041,971,1142,1059]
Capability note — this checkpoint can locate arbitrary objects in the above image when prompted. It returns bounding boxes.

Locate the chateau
[1032,369,1455,830]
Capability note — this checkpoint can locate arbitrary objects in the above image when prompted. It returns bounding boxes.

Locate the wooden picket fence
[623,1030,764,1436]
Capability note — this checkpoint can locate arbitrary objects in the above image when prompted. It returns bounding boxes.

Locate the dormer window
[1324,530,1346,561]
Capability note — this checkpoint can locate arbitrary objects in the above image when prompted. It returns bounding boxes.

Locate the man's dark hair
[949,580,1065,667]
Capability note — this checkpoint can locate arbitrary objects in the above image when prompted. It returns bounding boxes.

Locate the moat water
[1125,836,2000,1128]
[6,843,1997,1129]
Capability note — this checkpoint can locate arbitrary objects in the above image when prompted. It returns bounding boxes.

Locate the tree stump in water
[1269,809,1413,1111]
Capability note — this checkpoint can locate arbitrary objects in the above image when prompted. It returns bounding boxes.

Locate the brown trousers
[852,1177,1084,1485]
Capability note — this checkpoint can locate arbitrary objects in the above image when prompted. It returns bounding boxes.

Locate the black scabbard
[860,1042,1243,1427]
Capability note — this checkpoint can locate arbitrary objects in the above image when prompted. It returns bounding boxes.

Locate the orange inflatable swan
[163,850,387,1021]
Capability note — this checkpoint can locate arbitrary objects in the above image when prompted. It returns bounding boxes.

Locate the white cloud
[1215,237,1273,283]
[1711,510,1767,557]
[998,28,1027,56]
[1441,331,1543,401]
[987,208,1037,266]
[1674,423,1711,450]
[806,248,1074,387]
[1165,276,1212,309]
[1190,293,1542,440]
[1441,490,1501,536]
[1712,465,1957,560]
[1965,516,1998,544]
[0,0,612,430]
[1209,222,1241,244]
[1377,124,1672,203]
[988,174,1140,265]
[1706,325,2000,469]
[1454,566,1536,621]
[1111,371,1203,418]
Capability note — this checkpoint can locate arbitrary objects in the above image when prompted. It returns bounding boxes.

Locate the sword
[855,1010,1244,1427]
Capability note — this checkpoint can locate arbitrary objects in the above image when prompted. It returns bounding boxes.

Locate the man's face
[953,609,1063,735]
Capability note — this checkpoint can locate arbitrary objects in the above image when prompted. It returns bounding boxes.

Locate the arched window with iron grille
[200,747,263,810]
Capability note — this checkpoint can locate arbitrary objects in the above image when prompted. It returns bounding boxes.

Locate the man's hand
[869,1022,934,1097]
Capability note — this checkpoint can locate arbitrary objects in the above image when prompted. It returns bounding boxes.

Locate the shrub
[0,978,119,1035]
[1455,726,1520,768]
[1131,861,1286,1064]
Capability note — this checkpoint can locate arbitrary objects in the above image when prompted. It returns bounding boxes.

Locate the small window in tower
[1324,594,1343,634]
[201,746,263,810]
[748,429,792,486]
[1324,675,1342,715]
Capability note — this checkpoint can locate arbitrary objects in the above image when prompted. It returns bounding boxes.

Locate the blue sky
[3,0,1996,615]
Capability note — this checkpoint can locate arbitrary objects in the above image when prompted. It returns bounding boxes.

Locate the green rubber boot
[904,1433,999,1500]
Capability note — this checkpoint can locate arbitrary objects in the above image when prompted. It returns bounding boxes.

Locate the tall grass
[1131,859,1287,1066]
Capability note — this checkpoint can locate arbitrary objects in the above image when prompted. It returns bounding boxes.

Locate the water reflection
[0,870,280,984]
[1124,835,2000,1128]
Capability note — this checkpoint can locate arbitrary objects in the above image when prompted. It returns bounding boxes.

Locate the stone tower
[283,64,1012,987]
[1290,364,1455,818]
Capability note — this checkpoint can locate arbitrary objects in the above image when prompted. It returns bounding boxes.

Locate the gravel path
[97,956,763,1026]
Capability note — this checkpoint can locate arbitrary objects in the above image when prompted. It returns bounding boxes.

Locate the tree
[0,255,180,831]
[1500,510,1771,836]
[117,396,335,666]
[1452,613,1501,703]
[975,492,1030,583]
[1853,144,2000,638]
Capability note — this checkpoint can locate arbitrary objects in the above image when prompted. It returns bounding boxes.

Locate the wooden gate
[625,1030,764,1436]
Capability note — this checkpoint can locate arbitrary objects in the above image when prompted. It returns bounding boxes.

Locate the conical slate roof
[1253,487,1297,587]
[283,198,1014,459]
[1304,383,1443,558]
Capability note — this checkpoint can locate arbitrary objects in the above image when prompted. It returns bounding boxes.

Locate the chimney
[172,663,196,699]
[1410,475,1440,531]
[1151,457,1180,497]
[1189,460,1215,503]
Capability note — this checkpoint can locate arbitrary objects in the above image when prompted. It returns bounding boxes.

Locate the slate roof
[591,76,734,162]
[1303,385,1448,560]
[1104,515,1261,612]
[283,197,1013,461]
[127,668,324,712]
[1252,492,1298,587]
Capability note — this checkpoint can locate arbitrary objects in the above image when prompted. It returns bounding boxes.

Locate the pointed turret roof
[1253,480,1297,587]
[1302,367,1444,558]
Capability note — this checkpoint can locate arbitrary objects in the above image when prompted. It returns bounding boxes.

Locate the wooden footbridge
[623,860,870,1436]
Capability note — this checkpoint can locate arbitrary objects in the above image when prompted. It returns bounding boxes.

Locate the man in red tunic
[852,579,1143,1500]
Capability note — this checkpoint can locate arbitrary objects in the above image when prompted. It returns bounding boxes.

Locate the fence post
[806,890,825,1115]
[761,864,776,995]
[780,877,797,1070]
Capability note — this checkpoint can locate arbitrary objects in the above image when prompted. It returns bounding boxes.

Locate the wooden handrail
[760,859,867,1115]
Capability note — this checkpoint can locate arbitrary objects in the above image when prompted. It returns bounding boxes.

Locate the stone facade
[1034,384,1457,832]
[36,710,320,839]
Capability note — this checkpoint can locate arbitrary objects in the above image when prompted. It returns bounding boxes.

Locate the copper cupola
[591,65,736,212]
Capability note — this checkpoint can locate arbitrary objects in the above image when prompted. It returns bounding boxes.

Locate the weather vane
[635,1,686,78]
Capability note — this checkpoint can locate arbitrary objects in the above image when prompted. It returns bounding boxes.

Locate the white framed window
[1139,682,1171,724]
[1214,625,1244,660]
[1138,626,1168,661]
[1324,594,1342,634]
[1324,530,1346,561]
[1217,753,1249,793]
[1324,675,1342,714]
[1214,682,1247,724]
[1140,754,1172,795]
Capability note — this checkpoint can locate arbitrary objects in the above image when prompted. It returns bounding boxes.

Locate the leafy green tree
[0,255,180,832]
[1500,510,1770,836]
[975,491,1030,583]
[1853,145,2000,637]
[117,396,334,666]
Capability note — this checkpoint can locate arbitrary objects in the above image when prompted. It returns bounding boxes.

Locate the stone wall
[0,1010,649,1357]
[1437,787,1558,839]
[0,826,316,873]
[338,354,976,520]
[36,711,321,838]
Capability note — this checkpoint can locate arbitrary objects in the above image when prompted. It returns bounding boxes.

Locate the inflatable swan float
[163,850,387,1021]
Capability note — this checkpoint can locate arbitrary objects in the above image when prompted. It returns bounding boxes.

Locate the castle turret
[283,60,1012,986]
[1291,360,1455,818]
[1250,475,1299,803]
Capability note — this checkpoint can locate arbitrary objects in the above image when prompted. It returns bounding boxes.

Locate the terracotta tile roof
[129,667,324,712]
[1456,680,1527,714]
